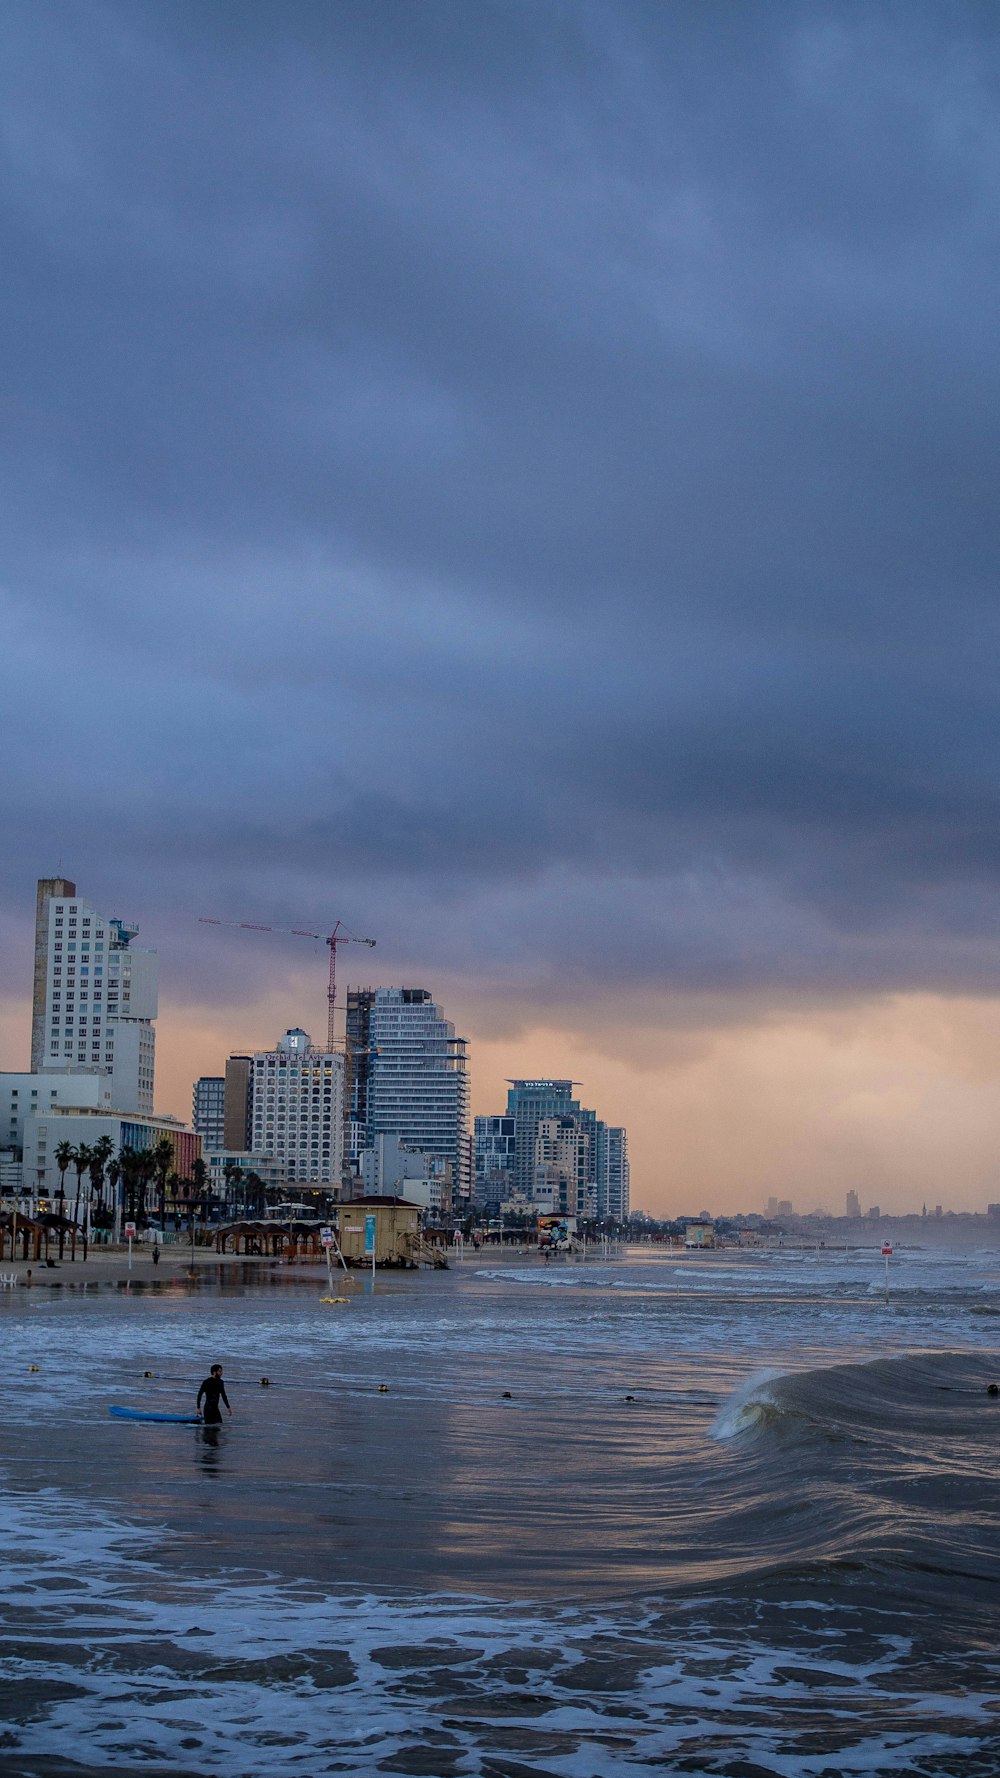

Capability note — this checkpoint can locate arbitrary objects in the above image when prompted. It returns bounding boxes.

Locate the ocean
[2,1242,1000,1776]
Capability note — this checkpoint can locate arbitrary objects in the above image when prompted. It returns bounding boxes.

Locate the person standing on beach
[196,1364,232,1424]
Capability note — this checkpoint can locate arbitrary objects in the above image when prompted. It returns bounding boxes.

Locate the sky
[2,1,1000,1215]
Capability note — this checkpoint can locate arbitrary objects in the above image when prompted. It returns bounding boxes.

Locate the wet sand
[0,1240,542,1289]
[1,1245,286,1288]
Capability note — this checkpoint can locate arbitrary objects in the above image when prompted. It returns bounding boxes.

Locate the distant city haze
[2,4,1000,1215]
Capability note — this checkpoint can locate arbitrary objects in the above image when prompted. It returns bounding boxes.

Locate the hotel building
[249,1028,346,1186]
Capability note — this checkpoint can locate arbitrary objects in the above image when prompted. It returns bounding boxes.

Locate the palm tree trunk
[73,1168,85,1252]
[56,1165,68,1258]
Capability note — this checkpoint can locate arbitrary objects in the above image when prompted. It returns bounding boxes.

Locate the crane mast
[199,913,375,1047]
[199,914,377,1192]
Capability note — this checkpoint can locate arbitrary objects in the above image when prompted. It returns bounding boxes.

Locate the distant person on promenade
[152,1244,160,1266]
[196,1364,232,1424]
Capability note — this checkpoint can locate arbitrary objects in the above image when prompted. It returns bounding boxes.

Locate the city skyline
[2,5,1000,1215]
[7,878,1000,1216]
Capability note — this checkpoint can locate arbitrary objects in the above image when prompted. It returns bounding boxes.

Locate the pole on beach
[882,1240,893,1296]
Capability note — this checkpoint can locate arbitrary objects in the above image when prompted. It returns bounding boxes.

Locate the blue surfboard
[109,1405,202,1424]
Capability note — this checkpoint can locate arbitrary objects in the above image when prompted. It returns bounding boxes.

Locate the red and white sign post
[882,1241,893,1290]
[124,1221,137,1270]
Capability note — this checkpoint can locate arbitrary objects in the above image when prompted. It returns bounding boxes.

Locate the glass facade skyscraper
[350,987,470,1200]
[488,1079,629,1221]
[504,1080,597,1199]
[192,1076,225,1151]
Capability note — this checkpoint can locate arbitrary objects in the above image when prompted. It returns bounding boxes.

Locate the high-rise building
[31,878,76,1070]
[474,1114,516,1209]
[504,1080,598,1200]
[845,1189,861,1219]
[534,1115,592,1217]
[192,1077,226,1151]
[351,987,470,1200]
[223,1055,253,1151]
[248,1029,345,1186]
[479,1080,628,1222]
[345,988,375,1168]
[30,879,158,1114]
[598,1125,630,1221]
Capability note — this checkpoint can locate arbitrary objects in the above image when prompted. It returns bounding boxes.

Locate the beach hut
[337,1198,422,1267]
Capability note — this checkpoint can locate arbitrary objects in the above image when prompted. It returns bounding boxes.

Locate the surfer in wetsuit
[196,1363,232,1424]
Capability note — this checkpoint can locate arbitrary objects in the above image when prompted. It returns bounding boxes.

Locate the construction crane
[199,916,376,1049]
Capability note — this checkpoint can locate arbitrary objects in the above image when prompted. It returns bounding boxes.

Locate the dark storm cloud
[2,0,1000,1017]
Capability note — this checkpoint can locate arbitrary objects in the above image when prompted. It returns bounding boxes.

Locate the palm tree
[152,1136,174,1231]
[105,1154,121,1235]
[118,1146,142,1226]
[245,1170,266,1219]
[85,1135,114,1248]
[189,1157,209,1241]
[88,1135,114,1217]
[53,1139,75,1258]
[166,1170,181,1226]
[222,1161,243,1219]
[54,1138,74,1214]
[139,1150,156,1226]
[71,1143,93,1250]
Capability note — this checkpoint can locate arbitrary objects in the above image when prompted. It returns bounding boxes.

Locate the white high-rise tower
[31,879,158,1115]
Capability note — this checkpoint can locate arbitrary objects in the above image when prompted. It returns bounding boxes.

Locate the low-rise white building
[0,1070,115,1152]
[22,1107,200,1203]
[0,1150,24,1196]
[202,1149,285,1201]
[357,1132,453,1216]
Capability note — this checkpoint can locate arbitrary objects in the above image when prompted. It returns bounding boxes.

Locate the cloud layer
[2,3,999,1206]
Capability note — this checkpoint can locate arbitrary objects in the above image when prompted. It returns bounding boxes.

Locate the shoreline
[0,1237,936,1291]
